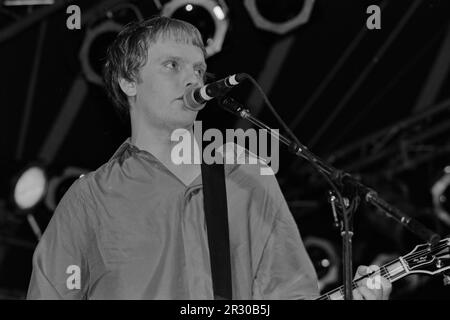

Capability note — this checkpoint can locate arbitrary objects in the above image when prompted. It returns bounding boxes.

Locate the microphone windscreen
[183,85,206,111]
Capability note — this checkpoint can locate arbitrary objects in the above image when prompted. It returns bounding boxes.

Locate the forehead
[147,37,206,65]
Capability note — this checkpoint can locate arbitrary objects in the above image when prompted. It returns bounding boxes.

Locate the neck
[130,112,199,165]
[130,118,202,186]
[133,125,189,158]
[317,257,408,300]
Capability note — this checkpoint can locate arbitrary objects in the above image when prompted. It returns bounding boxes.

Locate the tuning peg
[443,272,450,286]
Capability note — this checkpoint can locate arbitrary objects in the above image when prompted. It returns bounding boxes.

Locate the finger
[352,288,365,300]
[379,277,392,300]
[366,264,380,276]
[357,285,380,300]
[357,264,380,278]
[354,265,368,280]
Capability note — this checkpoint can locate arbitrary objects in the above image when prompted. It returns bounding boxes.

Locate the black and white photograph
[0,0,449,304]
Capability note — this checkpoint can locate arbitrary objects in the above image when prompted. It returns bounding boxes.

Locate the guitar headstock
[403,238,450,275]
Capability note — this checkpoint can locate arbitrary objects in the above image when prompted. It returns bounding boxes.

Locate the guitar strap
[201,147,233,300]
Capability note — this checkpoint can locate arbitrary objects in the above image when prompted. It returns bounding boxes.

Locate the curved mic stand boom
[219,96,441,300]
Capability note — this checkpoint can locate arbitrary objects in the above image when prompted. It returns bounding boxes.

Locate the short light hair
[103,16,207,120]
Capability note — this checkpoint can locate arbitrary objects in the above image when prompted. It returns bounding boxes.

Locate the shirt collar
[109,138,247,178]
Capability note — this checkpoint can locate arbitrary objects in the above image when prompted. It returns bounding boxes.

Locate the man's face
[131,37,206,131]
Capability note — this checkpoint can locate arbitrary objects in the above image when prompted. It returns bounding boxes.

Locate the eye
[164,60,179,70]
[195,68,206,78]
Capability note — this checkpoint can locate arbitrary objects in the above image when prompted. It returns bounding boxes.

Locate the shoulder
[66,147,126,199]
[51,173,93,226]
[52,159,113,222]
[219,142,285,209]
[217,141,277,176]
[43,141,134,239]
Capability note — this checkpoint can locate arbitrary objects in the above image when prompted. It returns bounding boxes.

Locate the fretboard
[316,257,409,300]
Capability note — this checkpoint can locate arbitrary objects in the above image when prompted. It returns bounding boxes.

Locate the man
[27,16,391,299]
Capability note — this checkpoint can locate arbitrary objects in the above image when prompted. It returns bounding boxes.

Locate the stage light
[0,162,47,240]
[45,167,87,211]
[3,0,54,5]
[304,236,339,291]
[79,20,124,86]
[161,0,229,57]
[431,166,450,226]
[244,0,315,35]
[212,5,225,20]
[11,164,47,211]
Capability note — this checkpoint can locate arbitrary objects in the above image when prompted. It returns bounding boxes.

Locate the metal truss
[0,0,133,44]
[326,98,450,175]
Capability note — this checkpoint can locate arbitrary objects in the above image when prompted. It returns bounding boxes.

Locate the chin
[163,101,197,129]
[170,113,197,130]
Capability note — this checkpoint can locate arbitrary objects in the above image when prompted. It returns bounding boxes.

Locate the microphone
[183,73,247,111]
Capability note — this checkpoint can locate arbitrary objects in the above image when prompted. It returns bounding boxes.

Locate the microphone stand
[218,96,441,300]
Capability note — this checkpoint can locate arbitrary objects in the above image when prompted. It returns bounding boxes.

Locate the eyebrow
[194,61,207,71]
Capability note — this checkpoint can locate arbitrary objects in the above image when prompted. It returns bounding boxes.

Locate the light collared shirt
[27,139,319,299]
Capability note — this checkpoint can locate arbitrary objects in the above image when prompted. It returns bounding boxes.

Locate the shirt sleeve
[252,200,320,300]
[26,180,90,300]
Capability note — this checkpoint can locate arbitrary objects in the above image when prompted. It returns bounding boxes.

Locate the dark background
[0,0,449,299]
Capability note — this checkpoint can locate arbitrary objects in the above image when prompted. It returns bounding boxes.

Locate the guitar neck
[316,256,410,300]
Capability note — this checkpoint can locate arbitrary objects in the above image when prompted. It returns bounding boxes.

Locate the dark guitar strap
[201,149,232,300]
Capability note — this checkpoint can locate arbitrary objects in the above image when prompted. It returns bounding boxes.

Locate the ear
[118,78,137,97]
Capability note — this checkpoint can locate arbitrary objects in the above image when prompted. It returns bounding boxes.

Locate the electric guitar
[317,237,450,300]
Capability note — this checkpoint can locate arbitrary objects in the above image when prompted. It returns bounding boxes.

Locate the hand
[352,265,392,300]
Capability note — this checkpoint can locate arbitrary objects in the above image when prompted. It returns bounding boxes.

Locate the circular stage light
[431,166,450,226]
[244,0,315,35]
[12,165,47,211]
[161,0,229,57]
[304,236,339,291]
[79,20,124,86]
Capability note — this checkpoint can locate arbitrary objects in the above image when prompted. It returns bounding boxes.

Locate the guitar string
[404,242,447,262]
[318,241,448,300]
[319,266,396,299]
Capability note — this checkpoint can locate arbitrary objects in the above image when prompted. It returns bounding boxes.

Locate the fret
[317,258,405,300]
[384,259,408,281]
[317,294,330,300]
[381,266,389,279]
[398,257,410,274]
[329,288,344,300]
[314,237,449,300]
